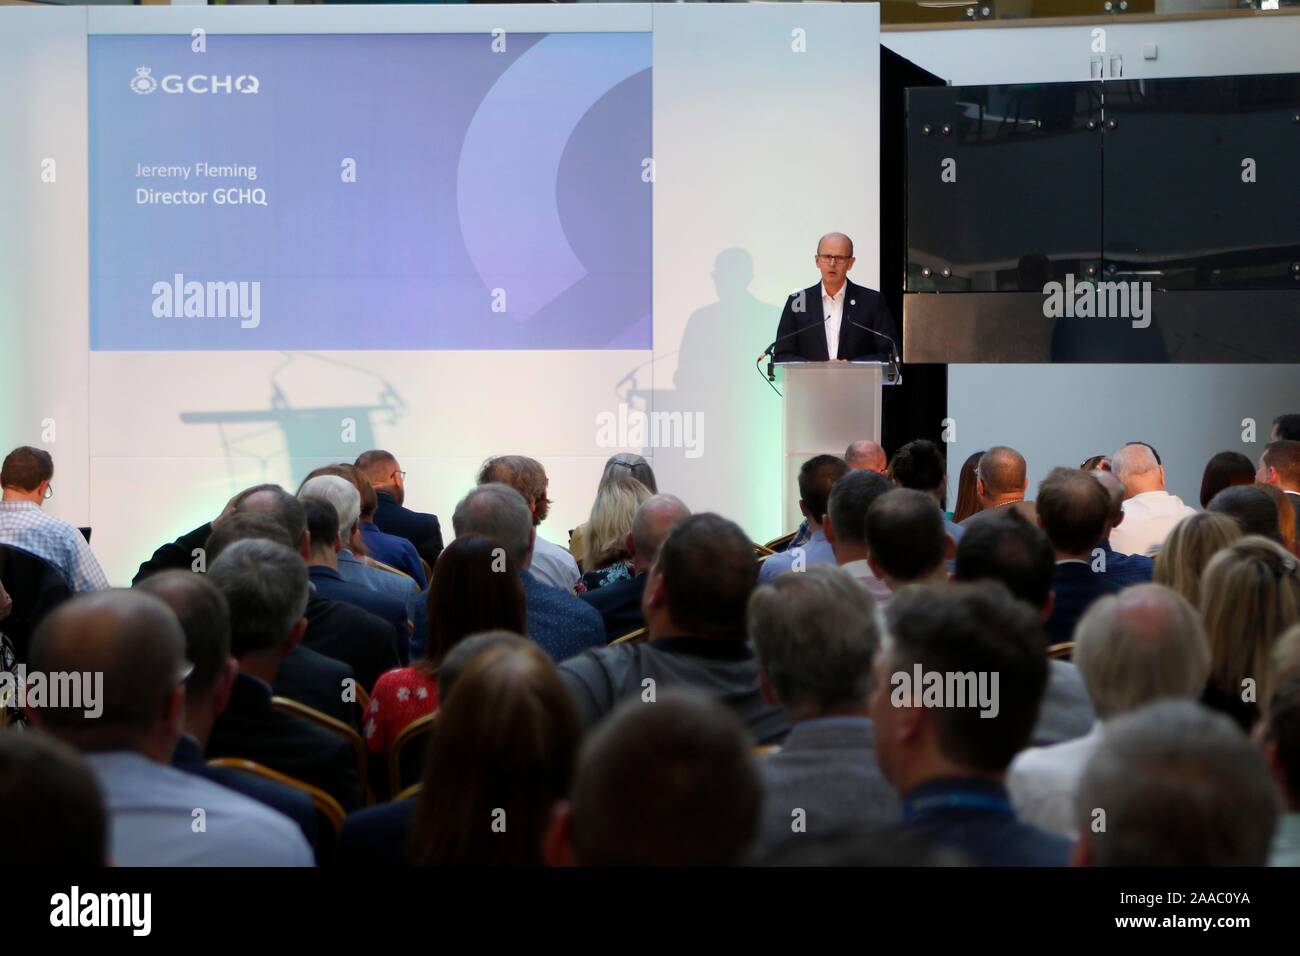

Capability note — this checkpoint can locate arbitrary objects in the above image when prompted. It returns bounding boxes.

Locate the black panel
[906,82,1103,293]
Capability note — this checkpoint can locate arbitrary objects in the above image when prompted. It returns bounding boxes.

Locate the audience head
[298,474,361,545]
[1036,466,1111,558]
[1092,468,1127,537]
[1200,450,1256,508]
[477,455,550,525]
[301,495,342,559]
[976,446,1029,506]
[204,512,295,563]
[136,571,234,724]
[0,732,106,866]
[561,690,760,866]
[749,565,879,720]
[844,439,887,473]
[889,439,948,508]
[797,454,850,528]
[864,488,950,587]
[1075,700,1278,866]
[0,445,54,501]
[1073,584,1210,720]
[1259,483,1297,555]
[1259,440,1300,493]
[436,630,531,703]
[300,463,379,524]
[953,509,1054,615]
[585,476,653,571]
[411,641,579,866]
[1079,454,1110,472]
[644,513,756,641]
[952,449,985,523]
[206,539,310,662]
[598,453,657,495]
[452,483,534,570]
[230,484,307,555]
[1110,442,1165,497]
[1207,484,1284,545]
[28,590,191,759]
[1200,536,1300,721]
[1263,673,1300,812]
[354,449,406,504]
[825,469,894,561]
[1272,414,1300,443]
[627,494,691,573]
[871,582,1048,792]
[420,534,526,676]
[1152,512,1244,607]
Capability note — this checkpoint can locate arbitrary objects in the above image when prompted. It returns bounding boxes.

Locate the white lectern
[779,361,898,533]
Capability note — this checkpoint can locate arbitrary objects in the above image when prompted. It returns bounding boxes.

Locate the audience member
[823,469,895,603]
[478,455,579,591]
[347,464,426,588]
[579,494,690,640]
[568,453,658,569]
[1199,536,1300,732]
[1200,450,1256,508]
[0,730,106,866]
[1152,511,1244,607]
[0,446,109,592]
[1091,470,1156,585]
[560,513,788,744]
[748,566,899,857]
[952,512,1096,746]
[1079,455,1110,472]
[1263,673,1300,866]
[952,450,985,524]
[1074,700,1278,866]
[1259,440,1300,524]
[205,539,363,810]
[862,489,953,596]
[759,454,849,583]
[27,589,312,865]
[1272,414,1300,443]
[890,438,965,546]
[1108,442,1196,556]
[1208,483,1285,545]
[451,483,604,660]
[364,534,526,760]
[579,476,653,591]
[786,440,885,551]
[410,641,580,866]
[1261,483,1299,556]
[1035,467,1123,644]
[550,690,761,866]
[354,450,444,567]
[1007,584,1209,838]
[961,446,1036,527]
[871,582,1069,865]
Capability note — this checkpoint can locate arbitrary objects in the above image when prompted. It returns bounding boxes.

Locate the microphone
[845,320,902,385]
[757,314,834,382]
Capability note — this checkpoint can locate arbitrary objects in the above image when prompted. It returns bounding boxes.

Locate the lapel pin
[850,300,855,306]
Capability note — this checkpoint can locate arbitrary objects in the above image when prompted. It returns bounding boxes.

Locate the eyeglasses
[816,254,853,265]
[391,470,407,481]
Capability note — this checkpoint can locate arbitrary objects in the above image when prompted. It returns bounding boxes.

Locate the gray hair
[207,538,310,658]
[1076,700,1279,866]
[298,474,360,540]
[1073,584,1210,720]
[748,565,879,712]
[600,453,658,495]
[452,483,533,568]
[1110,442,1159,483]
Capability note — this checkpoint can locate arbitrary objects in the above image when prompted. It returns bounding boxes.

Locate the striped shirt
[0,500,110,592]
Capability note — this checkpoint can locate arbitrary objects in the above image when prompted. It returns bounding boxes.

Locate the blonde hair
[1153,512,1243,607]
[1200,535,1300,709]
[585,476,653,571]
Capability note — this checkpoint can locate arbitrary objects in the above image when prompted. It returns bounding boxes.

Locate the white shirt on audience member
[85,751,313,867]
[530,535,581,591]
[839,558,892,606]
[1006,723,1103,839]
[821,281,846,359]
[1109,491,1196,557]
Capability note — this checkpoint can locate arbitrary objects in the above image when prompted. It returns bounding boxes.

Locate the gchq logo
[130,66,260,95]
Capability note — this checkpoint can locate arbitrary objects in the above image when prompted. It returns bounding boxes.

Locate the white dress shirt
[85,750,313,867]
[1109,490,1197,557]
[1006,722,1104,839]
[821,281,847,359]
[530,535,581,591]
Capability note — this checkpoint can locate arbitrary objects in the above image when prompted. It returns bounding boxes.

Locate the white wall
[884,15,1300,506]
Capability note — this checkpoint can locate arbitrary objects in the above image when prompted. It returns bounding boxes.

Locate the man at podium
[771,232,899,363]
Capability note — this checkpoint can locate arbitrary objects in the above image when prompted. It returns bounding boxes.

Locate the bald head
[29,590,188,753]
[1073,584,1209,720]
[1111,443,1164,496]
[629,494,691,572]
[844,440,887,473]
[977,446,1028,501]
[817,232,854,257]
[232,485,306,552]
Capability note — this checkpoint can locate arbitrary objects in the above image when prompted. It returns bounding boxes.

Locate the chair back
[388,711,437,797]
[0,545,73,664]
[1047,641,1074,661]
[270,695,372,804]
[610,627,647,646]
[208,757,347,836]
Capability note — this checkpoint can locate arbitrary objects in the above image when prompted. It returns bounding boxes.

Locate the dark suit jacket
[1047,561,1124,645]
[273,645,360,729]
[579,572,647,641]
[208,672,362,811]
[339,798,415,867]
[303,593,400,694]
[308,566,406,665]
[772,279,899,362]
[171,733,321,857]
[373,491,444,568]
[131,522,212,585]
